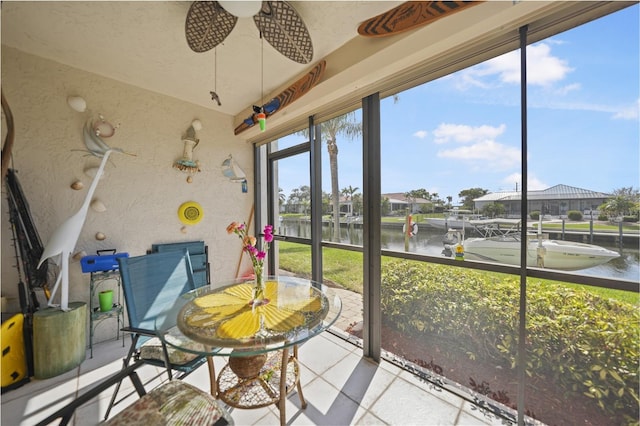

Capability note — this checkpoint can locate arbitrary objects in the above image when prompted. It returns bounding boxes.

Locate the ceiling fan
[185,1,313,64]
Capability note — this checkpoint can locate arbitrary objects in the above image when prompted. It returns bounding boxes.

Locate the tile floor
[1,330,513,426]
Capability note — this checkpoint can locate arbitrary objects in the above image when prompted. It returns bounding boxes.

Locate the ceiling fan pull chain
[258,30,266,131]
[260,30,264,108]
[209,47,221,106]
[210,47,221,106]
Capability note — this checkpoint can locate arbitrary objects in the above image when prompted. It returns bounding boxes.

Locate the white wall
[1,47,255,343]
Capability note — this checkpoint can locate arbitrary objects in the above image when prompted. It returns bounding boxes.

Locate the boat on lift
[426,208,484,230]
[442,219,620,271]
[462,235,620,270]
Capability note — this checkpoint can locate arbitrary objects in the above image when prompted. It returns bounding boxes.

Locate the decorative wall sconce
[174,119,202,183]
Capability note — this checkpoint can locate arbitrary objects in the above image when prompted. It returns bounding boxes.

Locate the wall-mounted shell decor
[67,96,87,113]
[71,180,84,190]
[95,232,106,241]
[72,250,87,261]
[90,199,106,212]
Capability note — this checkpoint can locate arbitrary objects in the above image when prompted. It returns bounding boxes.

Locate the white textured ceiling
[1,1,402,117]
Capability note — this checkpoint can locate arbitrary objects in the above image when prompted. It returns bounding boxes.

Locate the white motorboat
[426,209,484,230]
[461,235,620,270]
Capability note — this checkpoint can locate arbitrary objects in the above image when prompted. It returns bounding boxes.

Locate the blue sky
[278,5,639,204]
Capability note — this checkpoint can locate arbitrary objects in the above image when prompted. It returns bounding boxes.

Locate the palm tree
[341,185,360,215]
[299,112,362,241]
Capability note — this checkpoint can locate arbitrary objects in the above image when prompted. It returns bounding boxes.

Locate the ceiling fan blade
[185,1,237,53]
[254,1,313,64]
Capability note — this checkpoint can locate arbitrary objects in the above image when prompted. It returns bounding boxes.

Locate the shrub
[530,211,540,220]
[622,215,638,223]
[381,260,639,424]
[598,214,609,221]
[567,210,583,221]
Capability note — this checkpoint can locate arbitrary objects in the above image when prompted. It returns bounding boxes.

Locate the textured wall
[1,47,255,343]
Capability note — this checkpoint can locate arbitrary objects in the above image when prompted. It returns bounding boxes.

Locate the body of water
[279,219,640,282]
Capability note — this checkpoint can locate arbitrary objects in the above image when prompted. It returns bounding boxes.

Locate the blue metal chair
[105,249,215,420]
[150,240,210,287]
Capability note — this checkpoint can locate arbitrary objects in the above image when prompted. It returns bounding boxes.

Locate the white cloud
[433,123,506,144]
[413,130,428,139]
[489,43,572,86]
[532,98,640,120]
[433,123,517,170]
[501,173,548,191]
[437,140,520,171]
[613,99,640,120]
[455,42,573,89]
[554,83,581,96]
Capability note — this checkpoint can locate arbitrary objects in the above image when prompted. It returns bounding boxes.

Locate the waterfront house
[473,184,611,218]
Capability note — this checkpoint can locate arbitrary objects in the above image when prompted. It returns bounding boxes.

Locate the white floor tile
[298,337,353,376]
[1,331,509,426]
[369,376,462,425]
[321,352,397,409]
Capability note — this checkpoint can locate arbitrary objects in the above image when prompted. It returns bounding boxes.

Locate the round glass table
[155,275,342,426]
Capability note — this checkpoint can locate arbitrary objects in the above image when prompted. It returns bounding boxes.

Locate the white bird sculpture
[38,118,127,310]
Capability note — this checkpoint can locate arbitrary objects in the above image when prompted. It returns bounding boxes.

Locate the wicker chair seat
[105,380,232,426]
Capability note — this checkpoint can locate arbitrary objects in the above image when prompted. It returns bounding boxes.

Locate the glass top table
[154,275,342,426]
[155,275,342,356]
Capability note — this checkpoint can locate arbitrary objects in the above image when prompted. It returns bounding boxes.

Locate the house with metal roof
[381,193,432,214]
[473,184,610,218]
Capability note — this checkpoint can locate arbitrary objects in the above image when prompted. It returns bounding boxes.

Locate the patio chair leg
[104,335,139,421]
[104,357,127,421]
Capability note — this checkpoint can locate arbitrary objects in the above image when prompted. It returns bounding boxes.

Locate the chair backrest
[118,249,196,334]
[150,240,209,287]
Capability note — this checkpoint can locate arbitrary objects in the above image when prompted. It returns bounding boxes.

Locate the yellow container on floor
[1,313,29,389]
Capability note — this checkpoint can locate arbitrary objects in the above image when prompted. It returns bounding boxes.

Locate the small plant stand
[89,270,124,358]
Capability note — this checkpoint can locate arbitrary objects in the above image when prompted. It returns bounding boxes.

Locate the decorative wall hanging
[92,114,120,138]
[357,1,481,37]
[174,119,202,183]
[178,201,204,225]
[221,155,248,193]
[83,116,124,158]
[234,60,326,135]
[37,95,132,311]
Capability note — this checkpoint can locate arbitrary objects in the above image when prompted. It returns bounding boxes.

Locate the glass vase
[252,267,267,306]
